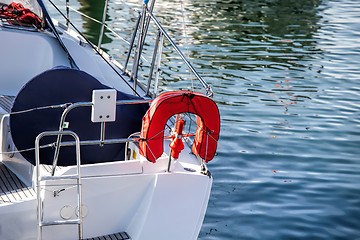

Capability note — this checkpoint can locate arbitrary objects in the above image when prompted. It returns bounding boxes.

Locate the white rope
[0,143,55,156]
[143,122,178,160]
[68,6,102,24]
[146,129,165,141]
[0,103,68,155]
[0,147,35,155]
[144,141,157,160]
[9,103,70,115]
[141,128,166,161]
[69,7,131,46]
[57,1,150,63]
[182,112,218,143]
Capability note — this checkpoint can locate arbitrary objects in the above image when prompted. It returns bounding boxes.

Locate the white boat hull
[0,160,212,240]
[0,0,217,238]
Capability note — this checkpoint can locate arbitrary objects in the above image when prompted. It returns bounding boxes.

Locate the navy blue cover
[10,67,148,166]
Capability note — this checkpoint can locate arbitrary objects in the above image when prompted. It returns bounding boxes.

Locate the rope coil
[0,2,42,28]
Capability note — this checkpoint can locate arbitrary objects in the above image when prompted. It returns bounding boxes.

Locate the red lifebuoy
[139,91,220,163]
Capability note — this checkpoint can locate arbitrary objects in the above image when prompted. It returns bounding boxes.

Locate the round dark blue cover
[10,67,148,166]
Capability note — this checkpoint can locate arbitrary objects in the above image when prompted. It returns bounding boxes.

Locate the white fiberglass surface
[0,29,70,96]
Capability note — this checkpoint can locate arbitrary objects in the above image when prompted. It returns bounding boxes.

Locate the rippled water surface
[47,0,360,238]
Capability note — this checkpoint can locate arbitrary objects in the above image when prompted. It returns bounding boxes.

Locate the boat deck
[0,161,35,203]
[0,95,14,113]
[84,232,130,240]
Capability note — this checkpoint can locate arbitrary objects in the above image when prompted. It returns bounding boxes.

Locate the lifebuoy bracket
[139,91,220,163]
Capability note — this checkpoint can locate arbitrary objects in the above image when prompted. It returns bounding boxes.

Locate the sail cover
[10,67,148,166]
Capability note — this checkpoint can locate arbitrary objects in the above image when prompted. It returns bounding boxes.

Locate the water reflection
[188,0,323,92]
[77,0,112,46]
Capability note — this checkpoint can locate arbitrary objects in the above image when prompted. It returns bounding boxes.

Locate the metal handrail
[35,130,83,240]
[60,0,213,96]
[51,98,152,174]
[47,0,141,96]
[56,137,141,148]
[97,0,109,50]
[124,12,141,71]
[145,8,213,97]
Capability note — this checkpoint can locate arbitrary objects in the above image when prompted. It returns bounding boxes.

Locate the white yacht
[0,0,220,239]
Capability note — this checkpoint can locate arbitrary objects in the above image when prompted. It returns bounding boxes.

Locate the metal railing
[51,98,152,176]
[34,98,155,239]
[35,130,83,240]
[57,0,213,97]
[123,1,213,97]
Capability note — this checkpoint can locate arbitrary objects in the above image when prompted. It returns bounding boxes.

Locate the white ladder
[35,131,83,240]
